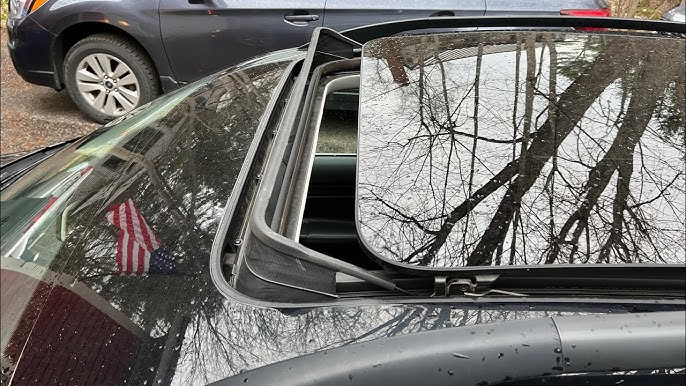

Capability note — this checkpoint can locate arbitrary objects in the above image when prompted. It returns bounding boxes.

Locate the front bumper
[6,16,60,89]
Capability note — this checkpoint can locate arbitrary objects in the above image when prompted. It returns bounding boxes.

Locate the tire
[63,33,160,123]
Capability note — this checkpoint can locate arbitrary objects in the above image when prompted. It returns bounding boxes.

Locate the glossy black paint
[215,312,686,385]
[2,49,658,385]
[1,51,295,384]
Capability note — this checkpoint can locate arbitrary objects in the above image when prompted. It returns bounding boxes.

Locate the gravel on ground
[1,29,99,158]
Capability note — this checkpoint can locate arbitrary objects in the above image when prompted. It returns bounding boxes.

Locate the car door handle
[284,14,320,22]
[430,10,455,17]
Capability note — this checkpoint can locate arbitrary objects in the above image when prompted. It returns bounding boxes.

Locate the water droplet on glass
[554,348,562,354]
[452,353,469,359]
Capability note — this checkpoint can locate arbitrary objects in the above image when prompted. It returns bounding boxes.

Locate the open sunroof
[356,31,685,270]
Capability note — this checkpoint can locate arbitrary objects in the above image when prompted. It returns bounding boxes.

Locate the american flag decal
[106,199,175,275]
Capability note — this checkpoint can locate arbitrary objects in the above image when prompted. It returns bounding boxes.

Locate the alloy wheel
[75,53,140,117]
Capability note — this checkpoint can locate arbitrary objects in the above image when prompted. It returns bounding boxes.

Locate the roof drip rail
[342,16,686,43]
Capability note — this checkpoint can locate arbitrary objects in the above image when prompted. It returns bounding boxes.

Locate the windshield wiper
[1,139,78,191]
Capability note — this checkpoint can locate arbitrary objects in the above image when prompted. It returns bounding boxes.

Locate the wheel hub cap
[75,53,140,117]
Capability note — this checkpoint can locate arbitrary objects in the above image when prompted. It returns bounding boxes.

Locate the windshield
[357,32,685,269]
[0,50,297,263]
[0,86,196,262]
[1,53,296,380]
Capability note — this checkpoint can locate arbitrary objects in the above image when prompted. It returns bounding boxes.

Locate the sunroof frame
[209,24,685,308]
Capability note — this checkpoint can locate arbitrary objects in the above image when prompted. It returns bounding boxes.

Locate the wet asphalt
[1,28,99,159]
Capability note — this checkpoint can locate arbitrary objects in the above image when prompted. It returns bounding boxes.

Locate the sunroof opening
[297,77,375,269]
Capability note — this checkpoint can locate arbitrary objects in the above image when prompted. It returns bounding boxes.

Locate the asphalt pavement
[1,28,98,158]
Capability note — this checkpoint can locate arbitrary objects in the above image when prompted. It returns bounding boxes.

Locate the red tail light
[560,8,612,30]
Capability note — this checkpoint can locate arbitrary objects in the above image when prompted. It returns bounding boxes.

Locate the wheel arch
[52,21,166,89]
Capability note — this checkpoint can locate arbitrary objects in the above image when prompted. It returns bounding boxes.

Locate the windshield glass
[1,54,295,379]
[0,50,295,263]
[357,32,685,269]
[1,93,190,261]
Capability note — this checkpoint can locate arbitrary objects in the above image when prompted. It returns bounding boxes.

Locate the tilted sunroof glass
[356,32,685,270]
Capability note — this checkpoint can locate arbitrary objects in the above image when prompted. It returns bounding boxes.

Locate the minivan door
[160,0,325,83]
[322,0,486,32]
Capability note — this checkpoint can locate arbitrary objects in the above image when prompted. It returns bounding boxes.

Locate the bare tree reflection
[172,301,591,384]
[1,61,294,385]
[358,33,685,268]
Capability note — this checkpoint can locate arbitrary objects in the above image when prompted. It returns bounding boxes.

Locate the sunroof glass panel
[356,32,685,269]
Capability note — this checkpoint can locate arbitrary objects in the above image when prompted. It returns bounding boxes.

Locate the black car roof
[1,17,684,386]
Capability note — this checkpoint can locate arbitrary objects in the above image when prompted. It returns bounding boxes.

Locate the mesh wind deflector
[234,235,337,302]
[356,32,685,269]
